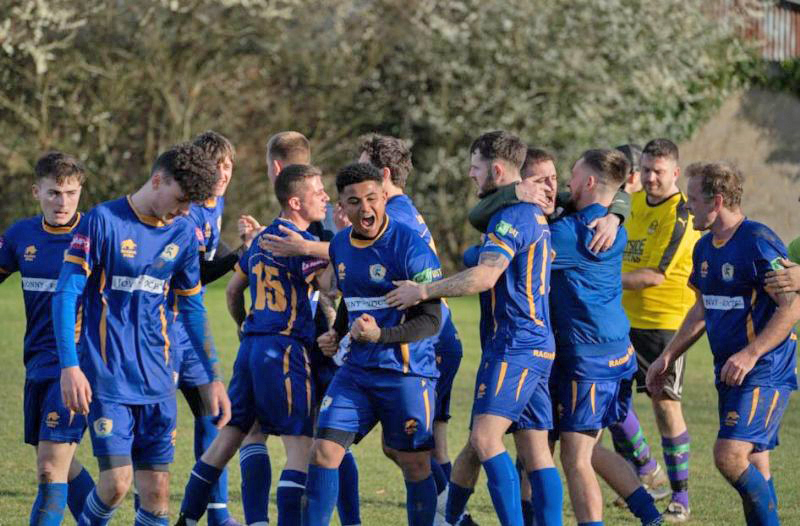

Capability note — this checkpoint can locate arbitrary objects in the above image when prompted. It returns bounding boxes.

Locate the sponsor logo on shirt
[70,233,90,254]
[24,245,37,262]
[111,274,167,294]
[495,220,518,238]
[413,267,442,284]
[623,239,645,263]
[21,278,57,292]
[369,264,387,282]
[302,259,326,275]
[344,296,389,311]
[721,262,735,282]
[120,239,137,258]
[195,227,204,242]
[770,257,785,271]
[702,295,745,310]
[93,417,113,438]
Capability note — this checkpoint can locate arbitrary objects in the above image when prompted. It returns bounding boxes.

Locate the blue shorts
[551,375,633,433]
[433,318,463,422]
[472,358,553,431]
[317,364,436,451]
[171,322,213,389]
[87,397,177,465]
[24,378,87,445]
[717,384,793,452]
[228,334,315,437]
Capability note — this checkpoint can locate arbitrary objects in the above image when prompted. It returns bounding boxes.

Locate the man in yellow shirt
[612,139,700,523]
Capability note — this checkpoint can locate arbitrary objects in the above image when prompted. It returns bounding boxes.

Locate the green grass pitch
[0,274,797,524]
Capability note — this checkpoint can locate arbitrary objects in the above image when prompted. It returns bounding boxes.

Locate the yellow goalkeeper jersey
[622,190,700,330]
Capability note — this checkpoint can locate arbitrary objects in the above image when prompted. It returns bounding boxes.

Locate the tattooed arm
[385,251,509,309]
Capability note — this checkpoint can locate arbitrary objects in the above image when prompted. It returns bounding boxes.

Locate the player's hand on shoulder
[385,280,425,310]
[318,329,340,356]
[350,313,381,343]
[720,348,758,387]
[263,225,307,257]
[60,366,92,415]
[587,214,620,253]
[208,380,232,429]
[765,258,800,294]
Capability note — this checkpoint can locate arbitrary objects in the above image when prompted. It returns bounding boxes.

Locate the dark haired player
[388,131,561,526]
[0,152,96,525]
[53,143,231,526]
[304,162,444,526]
[176,164,331,526]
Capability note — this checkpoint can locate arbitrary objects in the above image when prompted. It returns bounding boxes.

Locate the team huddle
[2,129,799,526]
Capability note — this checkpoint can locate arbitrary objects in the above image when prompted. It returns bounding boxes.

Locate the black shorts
[631,328,685,401]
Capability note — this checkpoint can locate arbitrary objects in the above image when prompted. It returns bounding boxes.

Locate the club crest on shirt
[93,417,113,437]
[337,262,346,281]
[721,262,735,282]
[160,243,180,262]
[647,220,658,234]
[700,261,709,278]
[120,239,137,258]
[24,245,37,262]
[204,222,212,240]
[369,264,386,282]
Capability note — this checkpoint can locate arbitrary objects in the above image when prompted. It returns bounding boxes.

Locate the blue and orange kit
[56,197,216,403]
[0,215,83,381]
[329,216,443,378]
[190,196,224,261]
[690,220,797,389]
[479,203,555,374]
[549,204,635,380]
[236,218,328,344]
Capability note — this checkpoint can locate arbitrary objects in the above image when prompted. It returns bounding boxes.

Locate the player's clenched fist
[60,366,92,415]
[317,329,340,356]
[350,313,381,343]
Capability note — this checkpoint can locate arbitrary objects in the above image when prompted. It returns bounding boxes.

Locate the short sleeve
[752,228,789,288]
[171,227,202,297]
[480,207,537,261]
[548,217,580,270]
[688,242,701,291]
[404,235,443,284]
[64,210,103,275]
[0,228,18,275]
